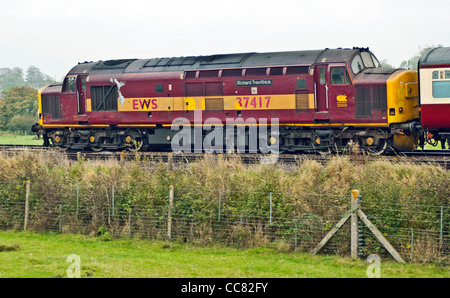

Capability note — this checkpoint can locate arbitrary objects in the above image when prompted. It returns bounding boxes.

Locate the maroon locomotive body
[34,48,420,154]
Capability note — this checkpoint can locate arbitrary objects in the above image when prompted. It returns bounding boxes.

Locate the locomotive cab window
[361,52,375,68]
[331,67,351,85]
[351,55,364,75]
[62,77,76,93]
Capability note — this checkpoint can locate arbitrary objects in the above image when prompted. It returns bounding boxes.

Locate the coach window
[62,77,76,93]
[331,67,351,85]
[433,71,439,79]
[432,81,450,98]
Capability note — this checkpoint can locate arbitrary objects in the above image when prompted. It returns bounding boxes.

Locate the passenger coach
[418,47,450,149]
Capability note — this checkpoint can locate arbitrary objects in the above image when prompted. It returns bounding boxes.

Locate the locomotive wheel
[366,138,388,156]
[128,140,143,152]
[124,129,144,152]
[365,129,389,156]
[51,135,69,151]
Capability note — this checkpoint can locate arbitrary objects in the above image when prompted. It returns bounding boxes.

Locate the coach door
[314,65,329,120]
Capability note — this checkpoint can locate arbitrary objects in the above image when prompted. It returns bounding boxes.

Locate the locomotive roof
[419,47,450,66]
[68,48,371,76]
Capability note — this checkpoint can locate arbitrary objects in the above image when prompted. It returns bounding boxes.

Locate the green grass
[0,231,447,278]
[0,133,43,145]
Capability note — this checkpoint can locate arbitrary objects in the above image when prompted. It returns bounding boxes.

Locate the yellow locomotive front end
[386,69,420,151]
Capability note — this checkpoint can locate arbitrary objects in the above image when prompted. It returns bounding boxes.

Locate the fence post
[190,211,194,244]
[167,185,174,241]
[269,192,273,225]
[76,184,79,218]
[410,228,414,263]
[24,180,30,231]
[218,190,221,222]
[294,221,298,251]
[128,208,131,237]
[351,189,360,259]
[59,204,62,233]
[440,206,443,245]
[112,185,115,217]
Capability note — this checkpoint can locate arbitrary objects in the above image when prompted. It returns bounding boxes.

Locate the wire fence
[0,180,448,264]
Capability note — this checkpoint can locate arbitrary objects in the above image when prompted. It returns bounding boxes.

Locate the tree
[0,66,55,93]
[400,45,443,70]
[0,68,26,91]
[0,86,38,130]
[6,114,37,134]
[25,66,54,89]
[379,59,394,69]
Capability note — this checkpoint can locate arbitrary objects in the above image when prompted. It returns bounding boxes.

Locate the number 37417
[236,96,271,109]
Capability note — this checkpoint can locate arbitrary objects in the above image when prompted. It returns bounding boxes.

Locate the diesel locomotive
[32,47,422,154]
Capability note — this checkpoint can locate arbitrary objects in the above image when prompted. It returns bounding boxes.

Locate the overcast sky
[1,0,449,80]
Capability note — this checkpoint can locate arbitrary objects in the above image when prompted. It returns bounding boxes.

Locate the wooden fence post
[24,180,30,230]
[311,189,406,263]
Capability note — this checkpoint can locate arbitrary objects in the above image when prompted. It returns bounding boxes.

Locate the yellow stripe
[43,123,386,128]
[42,124,109,128]
[165,123,387,127]
[117,124,157,127]
[41,124,158,128]
[115,94,315,112]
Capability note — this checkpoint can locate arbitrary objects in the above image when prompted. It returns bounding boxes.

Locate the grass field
[0,231,447,278]
[0,133,43,145]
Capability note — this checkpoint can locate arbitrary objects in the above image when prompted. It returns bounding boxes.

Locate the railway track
[1,144,449,170]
